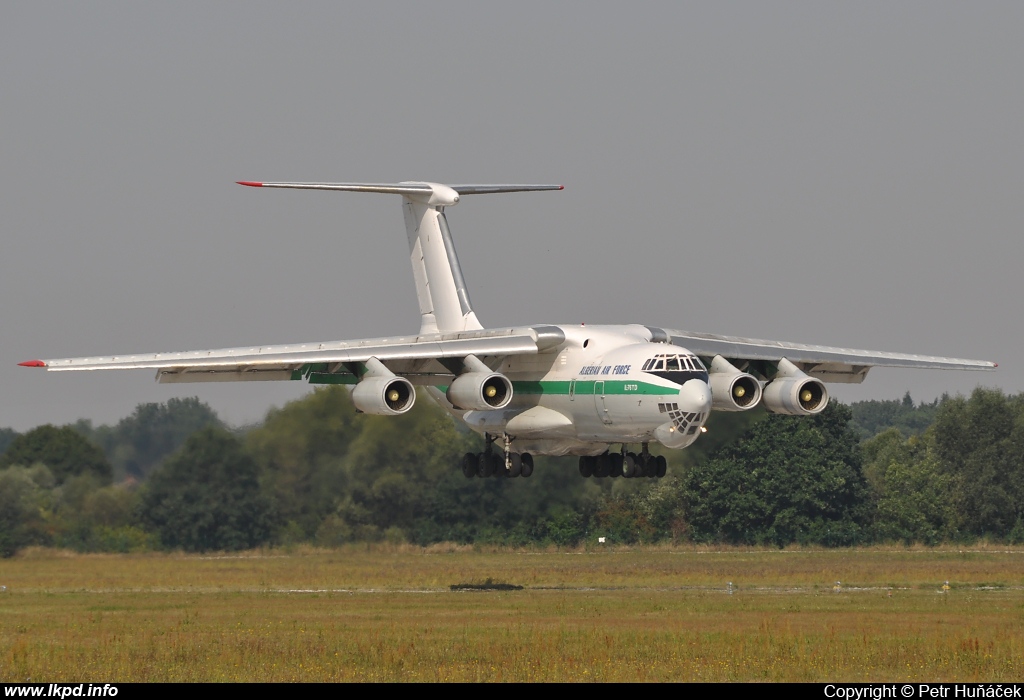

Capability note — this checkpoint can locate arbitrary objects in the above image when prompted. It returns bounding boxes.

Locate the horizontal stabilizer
[450,184,563,195]
[238,181,561,195]
[237,181,434,196]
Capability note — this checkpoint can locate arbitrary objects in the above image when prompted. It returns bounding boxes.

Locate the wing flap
[157,369,296,384]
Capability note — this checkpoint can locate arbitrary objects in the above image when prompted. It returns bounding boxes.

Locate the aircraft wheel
[645,455,657,478]
[507,453,522,478]
[579,456,593,478]
[521,453,534,478]
[655,455,667,478]
[594,454,610,478]
[461,453,477,479]
[489,452,505,478]
[477,453,492,478]
[610,453,624,478]
[624,453,639,478]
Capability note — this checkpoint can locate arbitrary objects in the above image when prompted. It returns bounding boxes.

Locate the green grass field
[2,545,1022,681]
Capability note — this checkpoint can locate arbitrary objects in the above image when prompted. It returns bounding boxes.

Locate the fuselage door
[594,380,612,425]
[569,379,576,401]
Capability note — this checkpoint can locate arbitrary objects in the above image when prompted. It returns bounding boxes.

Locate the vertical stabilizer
[402,197,482,335]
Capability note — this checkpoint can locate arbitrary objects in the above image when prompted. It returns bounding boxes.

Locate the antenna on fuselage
[237,181,562,335]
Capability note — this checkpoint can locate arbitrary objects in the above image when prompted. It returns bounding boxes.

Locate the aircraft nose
[678,378,712,414]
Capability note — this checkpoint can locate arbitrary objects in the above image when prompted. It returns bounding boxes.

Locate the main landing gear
[461,433,534,479]
[578,442,666,479]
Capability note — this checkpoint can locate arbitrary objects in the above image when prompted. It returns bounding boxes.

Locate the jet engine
[761,358,829,415]
[708,355,763,411]
[352,376,415,415]
[350,358,416,415]
[447,371,513,411]
[444,354,513,411]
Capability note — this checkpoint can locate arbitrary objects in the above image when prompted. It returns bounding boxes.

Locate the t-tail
[237,180,562,334]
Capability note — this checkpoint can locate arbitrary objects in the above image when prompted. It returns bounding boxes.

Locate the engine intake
[761,358,829,415]
[708,356,763,411]
[351,375,415,415]
[447,372,513,411]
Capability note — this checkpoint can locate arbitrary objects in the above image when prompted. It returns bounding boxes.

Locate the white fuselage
[432,324,713,456]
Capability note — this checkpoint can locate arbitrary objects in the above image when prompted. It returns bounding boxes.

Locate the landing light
[700,426,707,433]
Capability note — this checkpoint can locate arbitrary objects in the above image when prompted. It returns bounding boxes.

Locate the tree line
[0,387,1021,556]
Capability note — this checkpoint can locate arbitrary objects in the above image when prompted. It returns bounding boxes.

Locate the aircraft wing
[20,326,566,385]
[662,328,996,384]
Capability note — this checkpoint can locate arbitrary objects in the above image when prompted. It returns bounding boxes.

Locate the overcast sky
[2,2,1020,431]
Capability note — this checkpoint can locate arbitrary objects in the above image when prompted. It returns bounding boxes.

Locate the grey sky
[2,2,1020,431]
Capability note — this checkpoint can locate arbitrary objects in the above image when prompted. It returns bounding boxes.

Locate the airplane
[20,181,997,480]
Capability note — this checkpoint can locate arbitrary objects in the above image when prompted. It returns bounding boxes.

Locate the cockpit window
[642,353,709,380]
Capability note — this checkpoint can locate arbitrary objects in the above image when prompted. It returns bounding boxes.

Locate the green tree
[79,398,223,481]
[932,389,1024,538]
[51,475,145,552]
[862,429,958,543]
[0,465,53,556]
[246,387,360,540]
[419,450,600,546]
[849,392,940,440]
[0,425,111,485]
[245,386,600,546]
[140,427,277,551]
[0,428,19,457]
[683,403,869,546]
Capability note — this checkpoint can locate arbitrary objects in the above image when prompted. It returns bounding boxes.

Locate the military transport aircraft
[21,181,996,480]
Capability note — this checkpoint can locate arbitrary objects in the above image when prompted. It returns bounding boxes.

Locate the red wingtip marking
[18,360,46,368]
[236,181,263,187]
[558,185,565,190]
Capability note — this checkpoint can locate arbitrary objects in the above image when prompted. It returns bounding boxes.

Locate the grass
[2,544,1022,681]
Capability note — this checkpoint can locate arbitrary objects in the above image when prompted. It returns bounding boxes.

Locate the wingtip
[558,185,564,190]
[18,360,46,368]
[236,181,263,187]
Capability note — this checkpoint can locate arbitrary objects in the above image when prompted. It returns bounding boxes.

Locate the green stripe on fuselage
[510,380,678,396]
[430,381,677,395]
[297,372,677,395]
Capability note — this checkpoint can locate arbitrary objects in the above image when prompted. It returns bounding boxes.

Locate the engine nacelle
[708,356,762,411]
[446,371,513,411]
[351,376,416,415]
[762,375,829,415]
